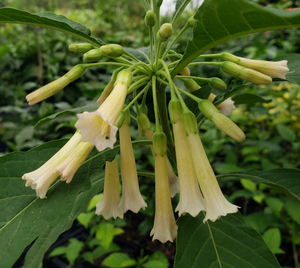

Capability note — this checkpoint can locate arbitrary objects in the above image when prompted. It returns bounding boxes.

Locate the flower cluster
[21,9,289,243]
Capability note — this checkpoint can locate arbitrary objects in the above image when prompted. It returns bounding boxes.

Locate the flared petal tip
[150,226,178,243]
[203,205,239,223]
[95,202,124,220]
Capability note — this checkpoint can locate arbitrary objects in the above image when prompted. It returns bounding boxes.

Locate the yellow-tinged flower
[173,120,206,217]
[138,113,180,197]
[26,65,86,105]
[56,140,94,183]
[95,157,124,220]
[118,117,147,213]
[208,93,235,116]
[187,133,239,222]
[151,153,178,243]
[75,70,132,152]
[22,131,82,198]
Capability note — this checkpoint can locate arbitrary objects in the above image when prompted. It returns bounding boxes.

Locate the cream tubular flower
[96,157,124,220]
[173,120,206,217]
[238,58,289,79]
[75,70,132,152]
[22,131,82,198]
[56,140,94,183]
[26,65,86,105]
[151,154,178,243]
[187,133,239,222]
[118,119,147,213]
[208,93,235,116]
[142,123,180,197]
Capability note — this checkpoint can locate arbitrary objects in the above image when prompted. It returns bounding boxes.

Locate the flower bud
[180,66,190,76]
[157,23,173,42]
[145,10,156,28]
[168,99,182,124]
[115,70,132,87]
[83,49,103,62]
[181,78,201,92]
[187,16,196,28]
[221,62,272,85]
[208,78,227,90]
[198,99,219,120]
[65,65,86,82]
[219,52,240,64]
[100,44,124,57]
[153,132,167,156]
[181,111,198,135]
[68,43,94,53]
[137,113,151,133]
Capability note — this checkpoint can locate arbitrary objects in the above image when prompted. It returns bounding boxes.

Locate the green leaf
[218,168,300,204]
[241,179,257,192]
[77,212,95,229]
[82,252,94,265]
[96,222,115,249]
[0,139,117,268]
[34,102,99,128]
[244,212,271,233]
[172,0,300,76]
[175,212,280,268]
[92,243,120,259]
[276,124,296,142]
[66,238,84,265]
[265,197,283,218]
[232,93,271,106]
[0,8,103,47]
[102,253,137,268]
[285,201,300,224]
[262,228,285,255]
[275,54,300,85]
[48,246,67,257]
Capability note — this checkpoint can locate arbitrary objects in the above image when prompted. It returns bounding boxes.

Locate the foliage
[0,0,300,268]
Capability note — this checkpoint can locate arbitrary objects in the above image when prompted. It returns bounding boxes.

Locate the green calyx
[153,132,167,156]
[198,100,219,120]
[65,65,86,81]
[100,44,124,57]
[169,99,182,124]
[181,111,198,135]
[115,70,132,87]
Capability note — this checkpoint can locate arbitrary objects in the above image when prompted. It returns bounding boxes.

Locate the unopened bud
[157,23,173,42]
[153,132,167,156]
[169,100,182,124]
[100,44,124,57]
[221,62,272,85]
[69,43,94,53]
[208,78,227,90]
[83,49,103,62]
[180,66,191,76]
[219,52,240,64]
[181,111,198,135]
[187,16,196,28]
[115,70,132,87]
[181,78,201,92]
[145,10,156,28]
[137,113,151,133]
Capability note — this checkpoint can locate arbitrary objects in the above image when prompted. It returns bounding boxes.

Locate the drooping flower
[95,157,124,220]
[150,132,177,243]
[181,111,239,222]
[118,112,147,213]
[26,65,86,105]
[208,93,235,116]
[173,120,206,217]
[22,131,82,198]
[56,140,94,183]
[75,70,132,152]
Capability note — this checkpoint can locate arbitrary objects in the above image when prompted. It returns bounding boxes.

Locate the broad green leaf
[77,211,95,229]
[0,139,117,268]
[0,8,103,47]
[232,93,271,106]
[96,222,115,249]
[66,238,84,265]
[262,228,285,255]
[265,197,283,218]
[275,54,300,85]
[82,251,94,265]
[241,178,256,192]
[48,246,67,257]
[175,212,280,268]
[92,243,120,259]
[285,201,300,224]
[172,0,300,76]
[218,168,300,204]
[276,123,296,142]
[244,212,271,233]
[102,253,137,268]
[125,47,151,63]
[34,102,99,128]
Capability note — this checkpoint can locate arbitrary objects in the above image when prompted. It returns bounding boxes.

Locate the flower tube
[118,112,147,213]
[75,70,132,152]
[150,132,177,243]
[96,157,124,220]
[182,112,239,222]
[22,131,82,198]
